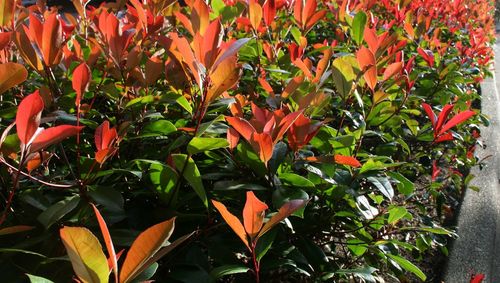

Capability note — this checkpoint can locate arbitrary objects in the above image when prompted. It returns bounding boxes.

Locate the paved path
[444,39,500,282]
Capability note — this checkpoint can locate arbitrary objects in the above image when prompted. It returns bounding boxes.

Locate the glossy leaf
[30,125,84,152]
[26,274,55,283]
[60,227,109,283]
[352,11,367,45]
[258,199,307,238]
[72,63,91,106]
[0,0,14,27]
[16,91,44,145]
[187,137,229,155]
[0,63,28,95]
[243,191,268,238]
[249,0,262,30]
[387,254,426,281]
[212,199,250,249]
[356,46,377,91]
[172,154,208,207]
[119,217,176,283]
[91,204,118,283]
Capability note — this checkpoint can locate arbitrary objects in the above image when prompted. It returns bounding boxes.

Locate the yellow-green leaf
[59,227,109,283]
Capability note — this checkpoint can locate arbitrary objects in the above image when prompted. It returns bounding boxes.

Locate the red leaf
[72,63,91,107]
[212,199,250,249]
[16,90,44,145]
[91,203,118,283]
[30,125,84,152]
[439,110,475,136]
[421,103,436,128]
[470,273,485,283]
[435,104,454,134]
[417,47,434,67]
[226,116,255,141]
[242,191,268,239]
[263,0,276,26]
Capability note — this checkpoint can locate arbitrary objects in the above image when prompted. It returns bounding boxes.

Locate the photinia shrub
[0,0,494,281]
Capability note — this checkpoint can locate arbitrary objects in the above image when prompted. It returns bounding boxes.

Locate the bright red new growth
[72,63,91,107]
[422,103,475,143]
[95,121,118,164]
[16,90,44,145]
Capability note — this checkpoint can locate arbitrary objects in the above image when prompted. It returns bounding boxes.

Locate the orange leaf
[243,191,268,239]
[251,132,273,165]
[145,56,164,86]
[91,203,118,283]
[258,199,307,239]
[249,0,263,30]
[0,31,11,49]
[364,27,379,54]
[191,0,210,35]
[383,62,403,81]
[72,63,91,106]
[41,13,63,66]
[206,56,240,104]
[16,91,44,145]
[334,154,361,167]
[25,151,51,172]
[212,200,250,249]
[293,58,313,79]
[95,121,117,152]
[356,46,377,91]
[282,76,304,98]
[226,116,255,141]
[314,48,333,83]
[30,125,84,152]
[0,62,28,95]
[120,218,176,283]
[15,25,43,71]
[227,127,240,151]
[201,19,222,69]
[169,32,202,87]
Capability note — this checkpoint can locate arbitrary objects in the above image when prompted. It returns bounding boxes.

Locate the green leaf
[255,228,277,262]
[388,206,408,224]
[352,11,367,45]
[37,195,80,229]
[187,137,229,155]
[149,163,179,204]
[386,254,426,281]
[60,227,109,283]
[387,172,414,196]
[26,274,55,283]
[290,26,302,44]
[142,120,177,136]
[209,265,250,281]
[366,176,394,200]
[359,159,386,174]
[172,154,208,207]
[279,173,315,188]
[131,262,158,283]
[334,266,377,282]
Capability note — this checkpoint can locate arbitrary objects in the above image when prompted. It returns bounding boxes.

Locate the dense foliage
[0,0,495,282]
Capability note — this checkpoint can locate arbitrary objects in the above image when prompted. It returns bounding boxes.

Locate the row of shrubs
[0,0,495,282]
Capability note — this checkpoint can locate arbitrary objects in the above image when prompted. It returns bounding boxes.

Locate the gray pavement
[444,39,500,282]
